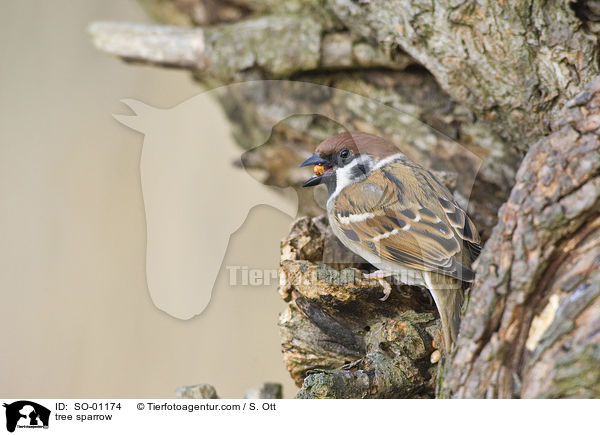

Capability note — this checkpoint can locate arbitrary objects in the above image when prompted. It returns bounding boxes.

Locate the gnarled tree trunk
[90,0,600,398]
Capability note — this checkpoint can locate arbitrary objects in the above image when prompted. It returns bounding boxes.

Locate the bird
[300,131,481,352]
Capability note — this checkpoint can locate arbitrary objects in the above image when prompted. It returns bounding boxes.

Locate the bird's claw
[363,270,394,301]
[378,279,392,301]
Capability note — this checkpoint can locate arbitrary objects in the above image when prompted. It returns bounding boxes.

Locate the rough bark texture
[279,215,441,398]
[442,77,600,398]
[90,0,600,398]
[176,382,284,398]
[326,0,600,144]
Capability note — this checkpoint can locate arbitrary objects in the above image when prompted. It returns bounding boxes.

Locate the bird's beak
[299,153,330,168]
[300,153,331,187]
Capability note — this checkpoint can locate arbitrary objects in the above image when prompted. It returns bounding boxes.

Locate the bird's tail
[426,273,464,353]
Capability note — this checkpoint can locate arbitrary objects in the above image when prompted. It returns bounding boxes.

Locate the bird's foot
[363,270,394,301]
[378,279,392,301]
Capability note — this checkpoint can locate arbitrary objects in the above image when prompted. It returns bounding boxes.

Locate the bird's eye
[340,148,351,159]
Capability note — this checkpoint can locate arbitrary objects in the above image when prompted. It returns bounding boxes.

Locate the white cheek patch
[329,155,375,201]
[334,164,355,195]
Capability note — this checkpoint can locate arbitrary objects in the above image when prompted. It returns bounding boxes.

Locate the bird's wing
[332,159,481,281]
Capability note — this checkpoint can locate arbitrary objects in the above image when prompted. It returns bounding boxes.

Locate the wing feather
[332,159,481,281]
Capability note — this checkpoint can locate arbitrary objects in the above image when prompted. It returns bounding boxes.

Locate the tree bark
[89,0,600,398]
[279,215,441,398]
[326,0,600,144]
[442,77,600,398]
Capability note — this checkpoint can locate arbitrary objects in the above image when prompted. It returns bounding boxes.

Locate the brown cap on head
[315,131,400,158]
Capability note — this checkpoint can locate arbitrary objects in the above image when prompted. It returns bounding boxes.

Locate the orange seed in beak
[313,165,325,177]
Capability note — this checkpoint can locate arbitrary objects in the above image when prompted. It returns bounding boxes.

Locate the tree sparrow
[300,132,481,352]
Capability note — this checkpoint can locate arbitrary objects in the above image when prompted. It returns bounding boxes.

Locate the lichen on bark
[279,216,441,398]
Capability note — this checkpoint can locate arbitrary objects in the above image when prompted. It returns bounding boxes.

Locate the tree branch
[279,216,440,398]
[89,19,414,82]
[88,21,207,68]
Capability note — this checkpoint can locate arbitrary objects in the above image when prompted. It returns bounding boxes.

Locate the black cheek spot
[342,228,361,242]
[351,164,370,178]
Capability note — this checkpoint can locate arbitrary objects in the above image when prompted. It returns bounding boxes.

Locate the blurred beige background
[0,0,297,398]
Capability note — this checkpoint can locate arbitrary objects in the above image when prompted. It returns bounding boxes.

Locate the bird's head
[300,131,400,195]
